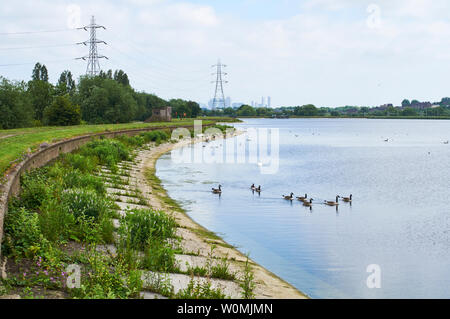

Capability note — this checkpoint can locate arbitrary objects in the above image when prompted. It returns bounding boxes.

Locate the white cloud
[1,0,450,107]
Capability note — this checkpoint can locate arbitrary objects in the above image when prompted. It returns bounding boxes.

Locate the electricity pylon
[211,59,228,110]
[77,16,108,76]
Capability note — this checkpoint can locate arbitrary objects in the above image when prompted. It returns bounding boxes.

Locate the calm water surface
[155,118,450,298]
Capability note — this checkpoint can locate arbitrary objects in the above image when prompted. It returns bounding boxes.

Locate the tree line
[203,101,450,118]
[0,63,201,129]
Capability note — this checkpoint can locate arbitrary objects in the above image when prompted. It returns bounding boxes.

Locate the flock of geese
[211,184,352,210]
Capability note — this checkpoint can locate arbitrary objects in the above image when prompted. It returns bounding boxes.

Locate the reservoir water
[155,118,450,298]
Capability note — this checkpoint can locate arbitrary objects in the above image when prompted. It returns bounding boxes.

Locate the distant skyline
[1,0,450,107]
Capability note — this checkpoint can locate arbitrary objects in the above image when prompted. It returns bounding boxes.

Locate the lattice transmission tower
[211,59,228,110]
[77,16,108,76]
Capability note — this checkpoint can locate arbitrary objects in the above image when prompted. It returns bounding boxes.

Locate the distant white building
[268,96,271,108]
[225,96,232,108]
[208,99,214,109]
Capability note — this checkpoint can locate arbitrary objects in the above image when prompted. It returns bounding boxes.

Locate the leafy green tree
[56,70,76,96]
[256,107,272,117]
[187,101,201,117]
[330,110,340,117]
[113,70,130,86]
[77,76,137,124]
[440,97,450,106]
[27,78,54,122]
[0,78,34,129]
[223,107,236,116]
[386,106,398,116]
[43,95,81,126]
[401,99,411,107]
[31,63,49,82]
[401,107,418,116]
[295,104,318,116]
[359,107,370,115]
[133,92,167,121]
[237,105,256,116]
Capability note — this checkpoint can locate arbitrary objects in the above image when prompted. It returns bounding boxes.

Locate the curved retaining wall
[0,124,207,259]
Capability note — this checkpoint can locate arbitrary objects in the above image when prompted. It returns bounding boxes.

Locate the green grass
[0,119,214,177]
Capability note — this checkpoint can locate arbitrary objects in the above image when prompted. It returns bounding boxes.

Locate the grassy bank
[2,131,166,299]
[0,118,241,177]
[0,125,254,299]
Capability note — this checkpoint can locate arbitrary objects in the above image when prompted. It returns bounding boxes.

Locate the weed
[240,255,255,299]
[175,279,227,299]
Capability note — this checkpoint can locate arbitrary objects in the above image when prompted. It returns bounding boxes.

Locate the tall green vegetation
[1,135,145,298]
[0,77,34,129]
[43,95,81,126]
[0,63,203,130]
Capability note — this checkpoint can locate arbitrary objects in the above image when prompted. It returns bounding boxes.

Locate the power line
[106,44,211,84]
[0,43,77,51]
[0,58,77,67]
[77,16,108,76]
[0,28,77,36]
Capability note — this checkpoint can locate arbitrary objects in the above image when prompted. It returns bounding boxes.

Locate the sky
[1,0,450,108]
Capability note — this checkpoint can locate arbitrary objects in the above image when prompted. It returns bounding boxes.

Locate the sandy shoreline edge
[138,130,309,299]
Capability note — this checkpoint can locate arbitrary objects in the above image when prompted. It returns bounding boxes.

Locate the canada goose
[250,184,256,190]
[255,186,261,193]
[444,141,449,144]
[296,194,308,201]
[341,194,353,202]
[212,185,222,194]
[384,138,389,142]
[325,196,340,206]
[283,193,294,200]
[303,199,314,207]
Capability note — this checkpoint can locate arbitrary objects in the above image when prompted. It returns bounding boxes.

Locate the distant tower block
[268,96,271,108]
[211,59,228,110]
[77,16,108,76]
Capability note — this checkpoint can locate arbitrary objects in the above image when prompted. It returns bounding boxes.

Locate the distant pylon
[211,59,228,110]
[77,16,108,76]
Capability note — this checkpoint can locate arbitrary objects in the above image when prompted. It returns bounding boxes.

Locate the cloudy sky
[1,0,450,107]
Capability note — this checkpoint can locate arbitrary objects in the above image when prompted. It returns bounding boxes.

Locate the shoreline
[137,131,308,299]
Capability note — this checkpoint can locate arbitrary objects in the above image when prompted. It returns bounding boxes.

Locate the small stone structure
[145,107,172,122]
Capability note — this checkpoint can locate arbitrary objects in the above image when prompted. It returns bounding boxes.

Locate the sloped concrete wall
[0,124,204,259]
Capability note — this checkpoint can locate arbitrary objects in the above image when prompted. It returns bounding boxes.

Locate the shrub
[43,95,81,126]
[116,135,145,148]
[63,169,106,195]
[19,169,50,210]
[120,209,176,250]
[175,279,227,299]
[38,198,76,242]
[62,153,98,173]
[141,130,169,144]
[2,205,42,257]
[71,251,142,299]
[61,188,112,221]
[81,139,130,168]
[210,257,235,281]
[142,239,177,272]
